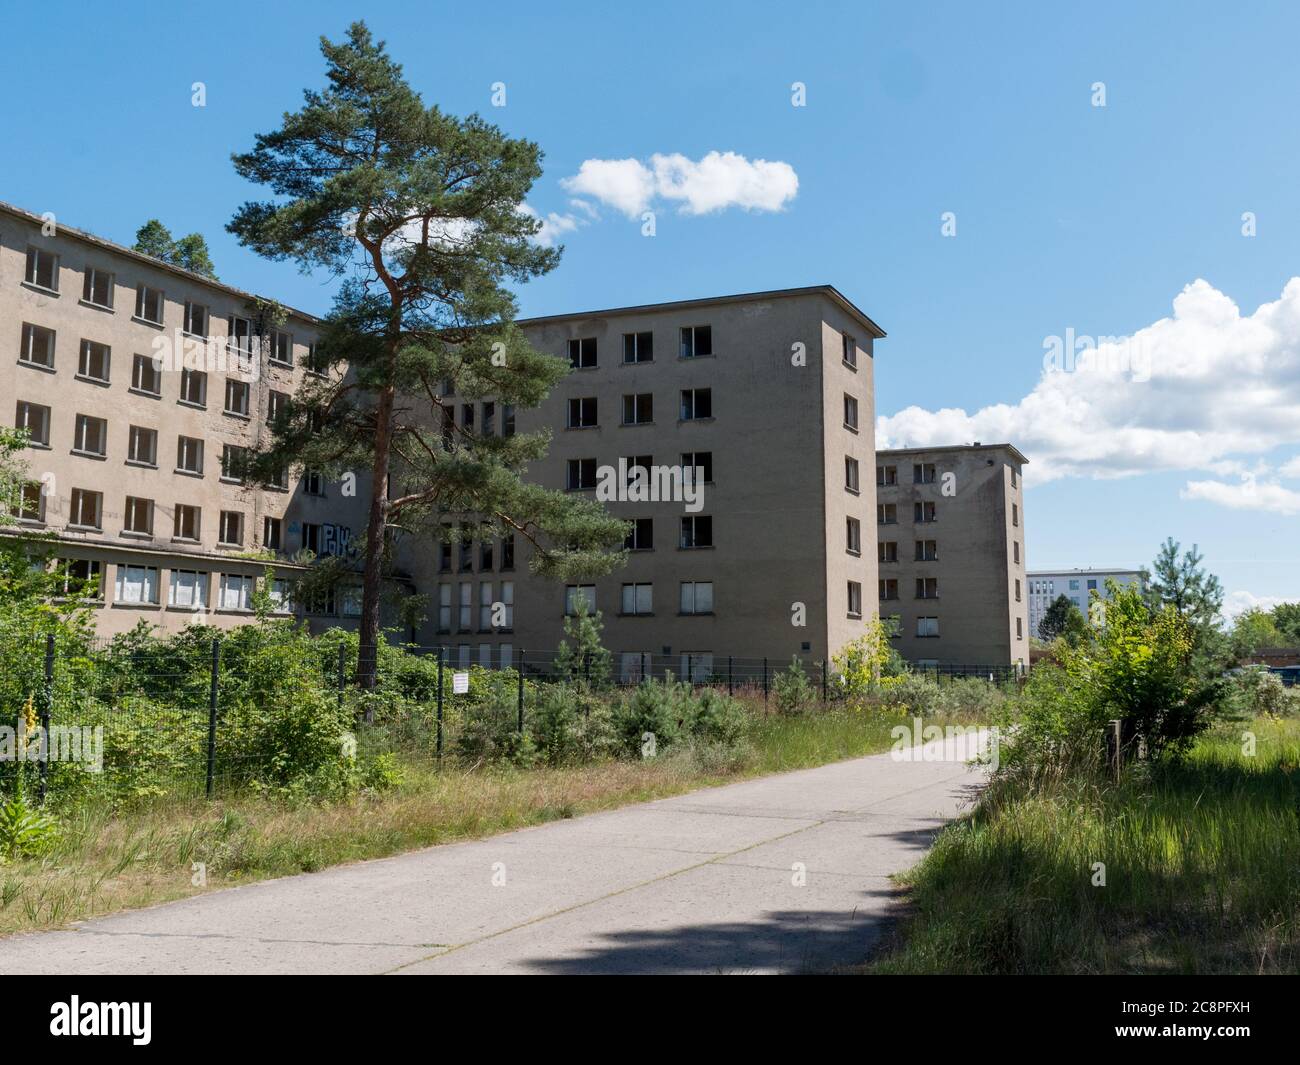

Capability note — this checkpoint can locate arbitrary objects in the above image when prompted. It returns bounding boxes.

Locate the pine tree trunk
[357,381,395,690]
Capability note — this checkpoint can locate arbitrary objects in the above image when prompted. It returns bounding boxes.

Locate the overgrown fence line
[3,633,1024,806]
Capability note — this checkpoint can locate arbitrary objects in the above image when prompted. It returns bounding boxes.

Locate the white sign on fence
[452,671,470,695]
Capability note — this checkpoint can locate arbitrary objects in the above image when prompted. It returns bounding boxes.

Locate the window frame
[130,352,162,396]
[115,564,160,606]
[134,283,165,326]
[173,503,201,542]
[176,435,204,476]
[218,510,244,547]
[566,396,598,429]
[24,246,59,293]
[621,392,653,425]
[73,413,108,457]
[223,378,251,417]
[81,266,115,310]
[567,336,597,369]
[68,488,103,530]
[122,495,154,537]
[679,514,713,549]
[77,339,111,384]
[679,388,712,421]
[19,322,56,370]
[679,580,714,616]
[15,400,51,447]
[622,331,653,364]
[620,582,654,616]
[679,325,712,359]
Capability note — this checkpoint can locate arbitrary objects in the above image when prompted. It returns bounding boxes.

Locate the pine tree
[552,598,612,686]
[1038,593,1087,644]
[132,220,218,278]
[1144,537,1227,673]
[1144,538,1223,630]
[226,22,627,686]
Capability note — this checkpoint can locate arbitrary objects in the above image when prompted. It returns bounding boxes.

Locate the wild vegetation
[0,566,1001,934]
[870,549,1300,975]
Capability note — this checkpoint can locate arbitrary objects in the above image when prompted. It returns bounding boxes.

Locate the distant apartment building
[875,443,1029,669]
[0,200,388,637]
[1027,568,1145,637]
[409,287,887,678]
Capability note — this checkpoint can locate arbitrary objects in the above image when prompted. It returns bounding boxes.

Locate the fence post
[436,646,445,764]
[206,638,220,800]
[821,659,828,704]
[1105,719,1121,782]
[517,650,526,733]
[728,655,733,696]
[38,634,54,804]
[336,643,347,710]
[763,657,769,709]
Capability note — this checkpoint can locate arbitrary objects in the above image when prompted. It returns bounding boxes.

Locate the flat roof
[0,198,322,325]
[516,284,887,339]
[877,442,1030,466]
[1027,568,1144,577]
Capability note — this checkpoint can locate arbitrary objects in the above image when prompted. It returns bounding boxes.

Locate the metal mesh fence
[3,635,1027,806]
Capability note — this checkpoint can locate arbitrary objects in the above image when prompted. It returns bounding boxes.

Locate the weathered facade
[875,443,1029,669]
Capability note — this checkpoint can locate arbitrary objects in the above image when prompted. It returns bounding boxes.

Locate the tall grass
[870,718,1300,974]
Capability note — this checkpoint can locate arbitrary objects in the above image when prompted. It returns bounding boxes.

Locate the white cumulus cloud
[559,151,798,219]
[1221,589,1299,620]
[1181,476,1300,515]
[877,278,1300,497]
[561,158,659,218]
[517,204,582,248]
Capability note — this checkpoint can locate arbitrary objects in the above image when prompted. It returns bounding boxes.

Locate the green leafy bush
[935,677,1009,721]
[0,785,59,862]
[874,673,943,717]
[1225,668,1298,719]
[359,752,404,793]
[999,585,1222,777]
[453,668,537,767]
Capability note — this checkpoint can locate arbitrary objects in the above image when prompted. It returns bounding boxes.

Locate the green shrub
[1225,668,1298,719]
[831,621,907,701]
[359,752,404,792]
[0,784,59,862]
[935,677,1008,721]
[686,688,749,747]
[681,688,751,771]
[875,673,943,717]
[613,677,692,756]
[453,669,537,767]
[773,658,815,715]
[529,683,616,766]
[1000,586,1222,778]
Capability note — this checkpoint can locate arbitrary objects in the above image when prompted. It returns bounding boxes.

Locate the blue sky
[4,0,1298,614]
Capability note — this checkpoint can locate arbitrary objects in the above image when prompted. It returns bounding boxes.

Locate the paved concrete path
[0,733,986,974]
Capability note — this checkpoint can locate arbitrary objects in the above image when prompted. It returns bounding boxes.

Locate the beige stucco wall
[876,444,1028,667]
[405,289,884,667]
[0,207,374,637]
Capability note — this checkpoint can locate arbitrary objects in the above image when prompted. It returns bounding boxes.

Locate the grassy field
[868,716,1300,974]
[0,705,928,936]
